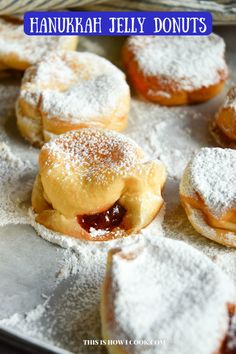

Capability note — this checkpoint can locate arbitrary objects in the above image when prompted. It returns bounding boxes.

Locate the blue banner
[24,11,212,36]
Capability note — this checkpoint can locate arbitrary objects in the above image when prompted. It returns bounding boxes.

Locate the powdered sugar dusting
[127,34,227,90]
[89,227,109,238]
[163,204,236,284]
[0,143,35,226]
[30,207,165,255]
[188,148,236,217]
[4,211,164,354]
[0,17,76,67]
[42,73,127,121]
[0,32,235,354]
[0,248,107,354]
[126,99,209,179]
[109,239,236,354]
[43,128,144,184]
[21,51,130,123]
[1,302,48,329]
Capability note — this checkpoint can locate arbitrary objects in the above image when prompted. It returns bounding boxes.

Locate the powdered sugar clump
[188,148,236,217]
[127,34,227,90]
[109,239,236,354]
[0,302,47,329]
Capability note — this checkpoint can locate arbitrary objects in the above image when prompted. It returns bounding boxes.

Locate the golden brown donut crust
[32,128,166,241]
[123,35,228,106]
[180,150,236,248]
[180,191,236,247]
[16,51,130,147]
[211,87,236,148]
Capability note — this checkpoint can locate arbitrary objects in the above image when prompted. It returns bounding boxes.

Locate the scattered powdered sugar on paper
[126,99,211,179]
[29,207,165,255]
[0,302,48,332]
[187,148,236,217]
[0,88,234,354]
[0,34,235,354]
[163,205,236,284]
[109,239,236,354]
[0,247,106,354]
[0,80,19,125]
[1,250,107,354]
[127,34,227,90]
[56,250,81,281]
[0,209,164,354]
[0,143,36,226]
[0,77,22,144]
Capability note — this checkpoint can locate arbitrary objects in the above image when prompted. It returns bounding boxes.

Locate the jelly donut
[32,128,166,241]
[101,239,236,354]
[180,148,236,247]
[123,34,228,106]
[16,51,130,147]
[210,87,236,148]
[0,16,78,71]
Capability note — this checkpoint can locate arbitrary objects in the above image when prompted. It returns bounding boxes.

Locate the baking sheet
[0,27,235,354]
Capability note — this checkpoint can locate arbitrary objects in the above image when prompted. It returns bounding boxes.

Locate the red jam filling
[222,313,236,354]
[77,202,126,233]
